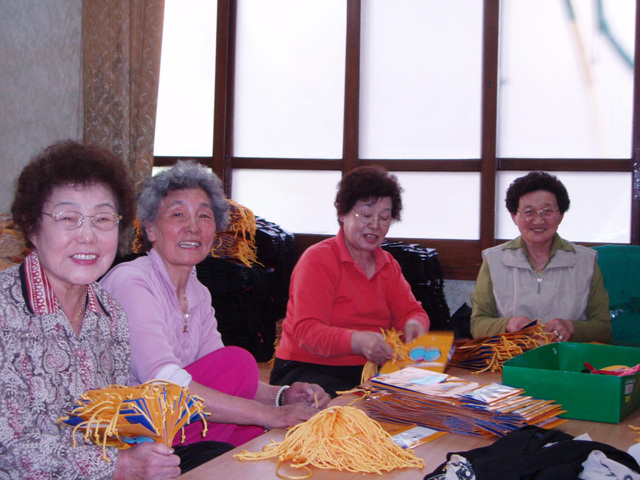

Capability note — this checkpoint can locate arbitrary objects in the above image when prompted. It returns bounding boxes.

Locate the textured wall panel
[0,1,82,213]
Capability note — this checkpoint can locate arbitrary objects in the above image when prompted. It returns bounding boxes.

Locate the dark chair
[592,245,640,346]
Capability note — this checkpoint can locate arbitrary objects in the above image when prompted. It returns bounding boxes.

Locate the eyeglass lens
[354,212,392,226]
[519,209,558,220]
[48,211,120,231]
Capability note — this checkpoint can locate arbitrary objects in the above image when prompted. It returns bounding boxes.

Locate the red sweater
[275,229,430,366]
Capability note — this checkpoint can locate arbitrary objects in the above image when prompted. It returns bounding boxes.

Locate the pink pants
[174,346,265,447]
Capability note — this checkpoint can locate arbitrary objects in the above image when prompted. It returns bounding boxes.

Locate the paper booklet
[362,367,566,439]
[380,331,455,375]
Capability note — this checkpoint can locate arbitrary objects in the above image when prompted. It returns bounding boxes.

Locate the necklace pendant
[181,294,189,333]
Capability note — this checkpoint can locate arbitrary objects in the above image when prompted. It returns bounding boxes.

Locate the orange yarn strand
[361,329,411,384]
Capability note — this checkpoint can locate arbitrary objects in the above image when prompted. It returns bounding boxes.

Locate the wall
[0,1,83,213]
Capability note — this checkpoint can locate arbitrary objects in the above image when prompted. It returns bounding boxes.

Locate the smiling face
[511,190,563,248]
[145,188,216,279]
[30,183,120,295]
[339,197,392,261]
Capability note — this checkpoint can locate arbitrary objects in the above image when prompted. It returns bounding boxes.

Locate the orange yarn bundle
[450,323,555,373]
[234,405,425,478]
[211,199,259,267]
[58,380,208,461]
[132,218,146,254]
[0,215,29,270]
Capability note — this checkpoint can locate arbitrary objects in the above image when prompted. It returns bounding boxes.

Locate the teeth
[179,241,200,248]
[73,254,97,260]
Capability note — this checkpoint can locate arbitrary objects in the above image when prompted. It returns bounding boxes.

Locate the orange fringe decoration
[361,329,411,384]
[132,218,145,254]
[211,199,259,267]
[234,406,425,478]
[450,323,555,374]
[57,380,208,461]
[0,214,30,271]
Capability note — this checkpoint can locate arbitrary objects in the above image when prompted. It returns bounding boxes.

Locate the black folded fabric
[424,425,640,480]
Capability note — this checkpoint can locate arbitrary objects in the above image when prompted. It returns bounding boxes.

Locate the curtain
[82,0,164,192]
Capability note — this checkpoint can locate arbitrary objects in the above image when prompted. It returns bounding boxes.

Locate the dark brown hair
[11,140,136,245]
[505,171,570,214]
[335,166,403,223]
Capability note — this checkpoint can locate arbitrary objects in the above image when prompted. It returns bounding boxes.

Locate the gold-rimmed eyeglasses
[353,212,393,226]
[42,211,122,231]
[517,208,560,221]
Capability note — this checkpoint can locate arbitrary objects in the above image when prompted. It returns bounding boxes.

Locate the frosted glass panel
[498,0,635,158]
[496,171,631,243]
[231,169,342,235]
[360,0,483,159]
[392,173,480,240]
[234,0,346,158]
[154,0,217,156]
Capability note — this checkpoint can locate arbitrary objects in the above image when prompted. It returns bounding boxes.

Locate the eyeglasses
[42,211,122,231]
[353,212,393,226]
[517,208,560,221]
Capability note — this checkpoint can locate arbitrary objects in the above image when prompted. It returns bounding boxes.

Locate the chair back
[592,245,640,346]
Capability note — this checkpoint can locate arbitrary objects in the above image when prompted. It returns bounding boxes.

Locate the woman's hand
[543,318,574,342]
[284,382,331,409]
[506,316,535,332]
[261,403,324,430]
[403,319,428,343]
[351,331,394,365]
[113,442,181,480]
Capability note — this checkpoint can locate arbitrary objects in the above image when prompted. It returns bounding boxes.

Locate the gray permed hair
[137,160,230,242]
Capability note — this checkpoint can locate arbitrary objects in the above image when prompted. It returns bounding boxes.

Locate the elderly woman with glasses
[100,160,330,474]
[0,141,183,479]
[470,171,612,343]
[270,166,430,397]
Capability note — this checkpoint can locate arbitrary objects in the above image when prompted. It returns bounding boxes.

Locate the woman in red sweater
[271,166,430,397]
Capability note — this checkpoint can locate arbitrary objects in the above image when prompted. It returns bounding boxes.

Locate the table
[177,368,640,479]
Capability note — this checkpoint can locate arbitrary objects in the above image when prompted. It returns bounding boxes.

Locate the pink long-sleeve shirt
[275,229,430,366]
[100,248,224,386]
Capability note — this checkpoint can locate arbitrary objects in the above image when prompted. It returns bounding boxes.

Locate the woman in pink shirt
[101,161,329,474]
[271,166,430,397]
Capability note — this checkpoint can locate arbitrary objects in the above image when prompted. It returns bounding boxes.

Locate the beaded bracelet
[275,385,291,407]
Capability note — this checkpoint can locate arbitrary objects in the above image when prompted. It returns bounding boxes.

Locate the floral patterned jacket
[0,251,130,479]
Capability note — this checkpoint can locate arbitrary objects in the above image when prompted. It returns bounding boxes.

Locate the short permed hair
[334,166,403,223]
[11,140,136,246]
[505,171,570,214]
[137,160,230,246]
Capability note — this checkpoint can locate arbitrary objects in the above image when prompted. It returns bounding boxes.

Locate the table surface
[177,367,640,479]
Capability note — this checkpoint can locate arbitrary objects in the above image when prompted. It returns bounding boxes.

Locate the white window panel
[154,0,217,157]
[392,172,481,240]
[234,0,346,159]
[231,169,342,235]
[498,0,635,158]
[360,0,483,159]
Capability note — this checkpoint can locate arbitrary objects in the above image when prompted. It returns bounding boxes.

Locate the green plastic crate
[502,342,640,423]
